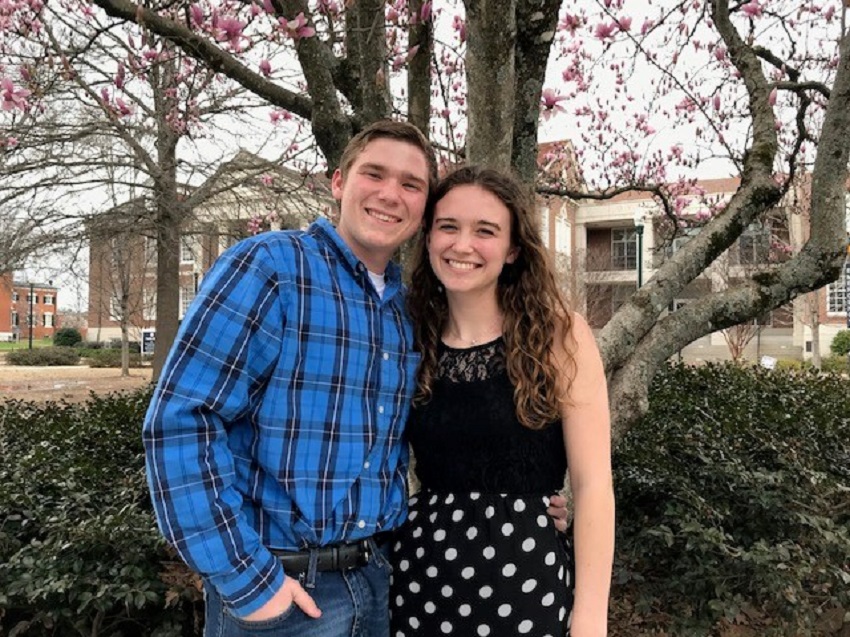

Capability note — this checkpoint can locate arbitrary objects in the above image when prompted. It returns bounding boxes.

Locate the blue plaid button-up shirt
[143,218,419,617]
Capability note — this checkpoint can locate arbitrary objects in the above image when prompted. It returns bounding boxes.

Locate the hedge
[1,364,848,636]
[5,347,81,366]
[612,363,850,635]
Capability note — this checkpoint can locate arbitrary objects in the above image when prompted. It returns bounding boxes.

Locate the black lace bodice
[407,338,567,494]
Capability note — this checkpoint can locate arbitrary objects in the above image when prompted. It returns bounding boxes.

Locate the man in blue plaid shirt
[143,120,438,637]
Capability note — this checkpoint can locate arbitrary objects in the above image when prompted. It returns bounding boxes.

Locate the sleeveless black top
[406,338,567,494]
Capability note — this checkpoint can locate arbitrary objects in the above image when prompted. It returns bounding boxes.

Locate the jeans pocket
[224,603,298,634]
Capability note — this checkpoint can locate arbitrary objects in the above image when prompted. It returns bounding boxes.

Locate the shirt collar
[311,217,403,295]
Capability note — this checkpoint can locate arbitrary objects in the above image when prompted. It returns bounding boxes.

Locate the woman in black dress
[390,166,614,637]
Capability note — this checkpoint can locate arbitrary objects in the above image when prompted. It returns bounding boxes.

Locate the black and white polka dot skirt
[390,490,574,637]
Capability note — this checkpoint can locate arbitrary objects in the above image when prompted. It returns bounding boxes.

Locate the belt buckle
[360,539,371,565]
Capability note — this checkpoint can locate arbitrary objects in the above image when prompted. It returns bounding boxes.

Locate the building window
[11,311,18,327]
[43,313,54,328]
[145,236,158,267]
[143,289,157,321]
[26,293,38,304]
[179,284,196,319]
[180,235,196,263]
[611,228,637,270]
[12,291,18,302]
[43,294,54,305]
[110,295,123,321]
[26,312,35,327]
[738,223,770,265]
[827,267,848,315]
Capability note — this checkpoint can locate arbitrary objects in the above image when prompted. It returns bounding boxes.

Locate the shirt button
[364,461,371,469]
[358,520,366,529]
[378,405,384,414]
[382,352,389,361]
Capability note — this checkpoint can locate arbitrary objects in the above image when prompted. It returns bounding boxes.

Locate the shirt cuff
[207,547,286,618]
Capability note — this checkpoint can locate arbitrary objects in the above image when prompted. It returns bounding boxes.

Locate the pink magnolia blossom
[768,88,777,106]
[115,97,133,117]
[640,19,653,34]
[214,16,247,51]
[278,12,315,40]
[260,174,274,186]
[713,46,726,61]
[560,13,582,34]
[115,62,126,88]
[189,3,204,27]
[2,136,20,148]
[617,16,632,32]
[740,1,762,18]
[420,2,431,22]
[594,21,618,40]
[452,15,466,42]
[540,88,567,120]
[259,59,272,77]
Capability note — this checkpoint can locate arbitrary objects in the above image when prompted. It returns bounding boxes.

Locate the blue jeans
[203,544,392,637]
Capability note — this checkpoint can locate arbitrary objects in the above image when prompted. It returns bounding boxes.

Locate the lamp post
[633,209,645,289]
[28,281,34,350]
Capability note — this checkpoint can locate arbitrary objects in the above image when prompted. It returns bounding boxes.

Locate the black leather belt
[270,532,393,574]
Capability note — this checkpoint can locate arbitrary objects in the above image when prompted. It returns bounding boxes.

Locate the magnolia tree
[0,4,318,374]
[3,0,849,437]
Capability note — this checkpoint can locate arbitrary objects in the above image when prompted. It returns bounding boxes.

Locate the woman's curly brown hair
[408,165,575,429]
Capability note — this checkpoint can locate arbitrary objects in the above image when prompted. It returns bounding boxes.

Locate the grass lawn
[0,339,53,351]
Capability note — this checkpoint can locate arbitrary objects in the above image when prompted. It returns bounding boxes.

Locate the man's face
[331,138,430,273]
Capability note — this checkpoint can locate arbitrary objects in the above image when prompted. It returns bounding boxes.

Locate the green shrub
[53,328,82,347]
[829,329,850,357]
[0,388,199,637]
[613,363,850,635]
[820,354,850,374]
[6,347,80,366]
[84,349,144,368]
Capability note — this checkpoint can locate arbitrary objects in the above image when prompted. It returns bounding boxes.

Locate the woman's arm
[555,312,615,637]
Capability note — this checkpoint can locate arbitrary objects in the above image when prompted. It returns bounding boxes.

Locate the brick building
[0,272,59,343]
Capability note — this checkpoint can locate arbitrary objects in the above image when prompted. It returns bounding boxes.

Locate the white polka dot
[399,559,410,571]
[426,566,438,578]
[445,548,458,561]
[482,546,495,559]
[409,495,419,506]
[416,547,424,558]
[542,495,551,507]
[409,616,420,628]
[518,619,533,633]
[429,512,438,522]
[452,509,464,522]
[429,494,438,505]
[502,563,516,577]
[558,565,565,579]
[501,522,514,536]
[434,529,446,541]
[441,621,453,633]
[425,601,436,613]
[522,538,536,552]
[408,510,418,521]
[412,526,423,538]
[565,569,572,586]
[479,585,493,599]
[466,527,478,540]
[544,551,556,565]
[409,582,420,593]
[470,492,480,500]
[513,499,526,512]
[395,594,404,606]
[477,626,490,637]
[394,541,402,551]
[521,578,537,592]
[445,494,455,504]
[459,603,471,616]
[485,506,495,518]
[441,585,453,597]
[497,603,512,617]
[559,607,567,621]
[541,592,555,606]
[461,566,475,579]
[537,514,548,527]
